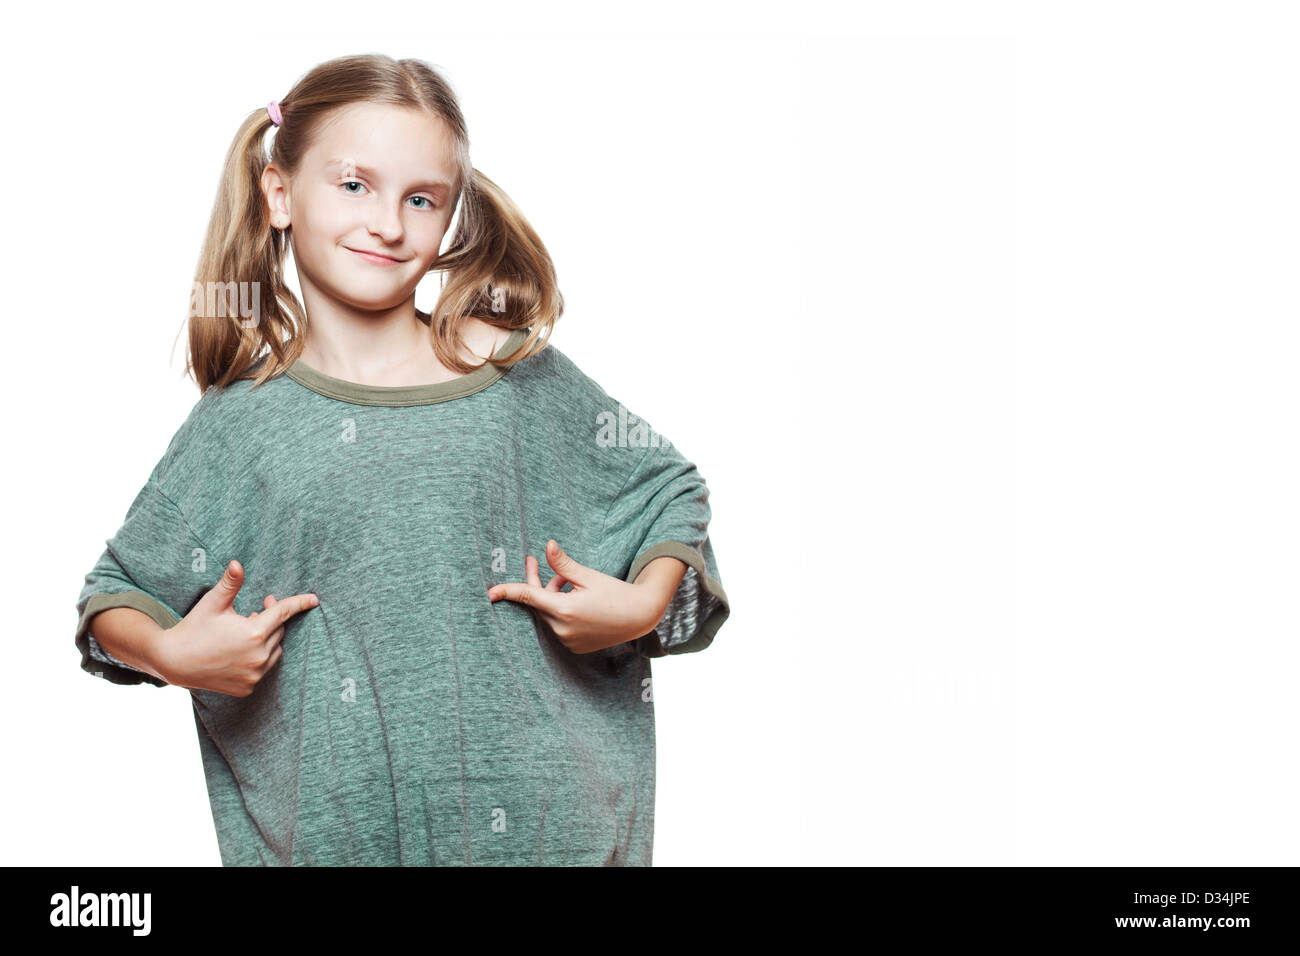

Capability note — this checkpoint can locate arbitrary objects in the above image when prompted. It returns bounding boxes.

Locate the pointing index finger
[489,581,563,616]
[261,592,319,629]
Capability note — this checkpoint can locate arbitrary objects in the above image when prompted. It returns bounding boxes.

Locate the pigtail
[184,107,306,392]
[424,168,563,374]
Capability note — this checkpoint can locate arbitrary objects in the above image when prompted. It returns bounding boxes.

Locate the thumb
[200,559,245,613]
[544,539,591,585]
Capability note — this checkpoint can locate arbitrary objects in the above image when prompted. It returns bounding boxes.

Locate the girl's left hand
[487,540,667,654]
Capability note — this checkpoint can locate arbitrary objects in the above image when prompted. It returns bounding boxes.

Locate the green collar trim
[283,327,531,407]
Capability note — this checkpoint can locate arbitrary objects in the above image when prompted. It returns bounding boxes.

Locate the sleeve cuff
[75,591,181,687]
[626,541,730,658]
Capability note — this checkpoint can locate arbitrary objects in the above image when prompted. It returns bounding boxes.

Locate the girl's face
[264,102,459,313]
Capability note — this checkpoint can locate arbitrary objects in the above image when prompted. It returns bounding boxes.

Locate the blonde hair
[183,53,562,393]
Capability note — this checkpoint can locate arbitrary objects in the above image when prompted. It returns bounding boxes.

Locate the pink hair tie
[267,100,283,127]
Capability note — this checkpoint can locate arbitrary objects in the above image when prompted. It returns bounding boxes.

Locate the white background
[2,1,1295,865]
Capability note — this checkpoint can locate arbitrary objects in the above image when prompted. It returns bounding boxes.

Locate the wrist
[138,620,176,685]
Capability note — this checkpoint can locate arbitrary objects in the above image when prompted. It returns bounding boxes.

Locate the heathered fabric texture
[73,328,730,866]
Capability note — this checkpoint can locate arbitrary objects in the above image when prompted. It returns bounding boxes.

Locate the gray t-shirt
[73,327,730,866]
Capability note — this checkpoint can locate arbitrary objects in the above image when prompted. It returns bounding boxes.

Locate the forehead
[307,102,458,181]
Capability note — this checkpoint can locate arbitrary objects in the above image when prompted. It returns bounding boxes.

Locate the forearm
[88,607,170,684]
[632,556,688,626]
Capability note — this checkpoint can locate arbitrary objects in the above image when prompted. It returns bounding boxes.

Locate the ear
[261,163,292,229]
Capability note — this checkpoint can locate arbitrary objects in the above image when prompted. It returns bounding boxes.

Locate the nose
[367,201,404,243]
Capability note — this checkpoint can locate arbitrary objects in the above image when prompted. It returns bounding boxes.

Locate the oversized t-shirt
[73,327,730,866]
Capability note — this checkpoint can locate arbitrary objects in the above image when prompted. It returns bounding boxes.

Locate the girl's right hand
[154,560,319,697]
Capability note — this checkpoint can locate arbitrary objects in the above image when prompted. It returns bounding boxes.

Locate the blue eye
[340,181,434,209]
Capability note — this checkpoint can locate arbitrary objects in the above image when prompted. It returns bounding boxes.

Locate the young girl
[74,53,730,866]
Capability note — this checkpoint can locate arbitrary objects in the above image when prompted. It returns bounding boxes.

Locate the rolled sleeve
[599,436,731,659]
[75,477,216,686]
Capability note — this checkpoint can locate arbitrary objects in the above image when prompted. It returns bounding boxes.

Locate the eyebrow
[327,158,452,191]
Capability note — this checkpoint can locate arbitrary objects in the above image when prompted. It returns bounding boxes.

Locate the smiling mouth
[344,246,408,264]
